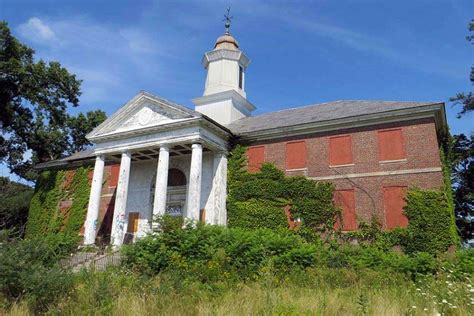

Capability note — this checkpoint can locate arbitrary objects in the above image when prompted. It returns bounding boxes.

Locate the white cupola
[193,10,255,126]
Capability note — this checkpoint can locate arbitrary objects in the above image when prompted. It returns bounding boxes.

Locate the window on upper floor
[329,135,353,166]
[383,186,408,229]
[247,146,265,172]
[286,141,306,170]
[378,129,406,161]
[334,189,357,231]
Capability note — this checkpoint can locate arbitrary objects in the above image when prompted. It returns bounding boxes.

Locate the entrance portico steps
[61,250,123,272]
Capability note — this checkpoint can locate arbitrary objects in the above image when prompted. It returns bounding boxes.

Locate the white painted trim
[329,163,355,168]
[308,167,442,181]
[379,159,407,164]
[286,168,308,172]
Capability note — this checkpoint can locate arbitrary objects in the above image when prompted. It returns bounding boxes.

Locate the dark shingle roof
[35,148,95,170]
[226,100,441,135]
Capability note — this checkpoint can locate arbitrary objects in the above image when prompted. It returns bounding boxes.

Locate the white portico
[83,19,254,246]
[83,91,232,246]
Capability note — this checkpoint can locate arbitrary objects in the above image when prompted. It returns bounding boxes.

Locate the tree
[450,20,473,117]
[449,134,474,241]
[0,177,33,238]
[0,21,106,181]
[66,110,106,154]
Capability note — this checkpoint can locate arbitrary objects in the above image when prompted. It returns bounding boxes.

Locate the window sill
[379,159,407,164]
[329,163,355,168]
[286,167,308,172]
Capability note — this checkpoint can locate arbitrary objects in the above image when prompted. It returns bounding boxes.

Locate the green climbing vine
[26,167,91,248]
[227,145,336,232]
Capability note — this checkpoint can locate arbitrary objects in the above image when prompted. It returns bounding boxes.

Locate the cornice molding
[202,49,250,69]
[193,89,256,113]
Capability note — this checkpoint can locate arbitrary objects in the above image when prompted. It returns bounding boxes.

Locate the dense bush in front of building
[123,222,473,282]
[26,167,91,250]
[227,145,336,232]
[123,220,317,281]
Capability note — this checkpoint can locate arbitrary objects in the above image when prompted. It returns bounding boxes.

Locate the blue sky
[1,0,473,182]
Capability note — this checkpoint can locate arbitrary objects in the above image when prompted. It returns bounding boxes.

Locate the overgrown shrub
[404,188,459,254]
[0,238,73,312]
[227,145,336,231]
[123,224,317,281]
[123,224,472,284]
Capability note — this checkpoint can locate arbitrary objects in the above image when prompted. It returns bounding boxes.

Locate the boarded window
[286,141,306,169]
[378,129,405,161]
[247,146,265,172]
[109,164,120,187]
[127,212,140,234]
[329,135,353,166]
[334,189,357,231]
[383,186,408,229]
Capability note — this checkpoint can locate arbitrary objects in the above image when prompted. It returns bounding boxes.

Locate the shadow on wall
[96,191,116,246]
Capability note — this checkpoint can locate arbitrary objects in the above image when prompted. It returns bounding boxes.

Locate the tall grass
[3,266,472,315]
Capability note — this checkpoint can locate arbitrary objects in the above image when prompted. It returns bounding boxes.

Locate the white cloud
[17,17,56,43]
[14,15,185,110]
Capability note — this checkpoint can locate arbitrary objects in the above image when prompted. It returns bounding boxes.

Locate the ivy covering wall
[26,167,91,247]
[227,145,336,232]
[404,188,459,254]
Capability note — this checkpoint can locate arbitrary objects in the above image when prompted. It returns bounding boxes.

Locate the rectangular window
[247,146,265,172]
[329,135,353,166]
[286,141,306,169]
[239,66,243,89]
[334,189,357,231]
[127,212,140,234]
[383,186,408,229]
[378,129,406,161]
[109,164,120,187]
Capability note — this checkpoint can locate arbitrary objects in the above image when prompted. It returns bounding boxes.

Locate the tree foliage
[0,21,106,181]
[449,20,473,117]
[0,176,33,237]
[447,133,474,241]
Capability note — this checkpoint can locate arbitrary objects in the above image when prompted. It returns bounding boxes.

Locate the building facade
[36,27,447,246]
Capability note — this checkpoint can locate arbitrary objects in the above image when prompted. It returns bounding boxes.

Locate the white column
[111,151,132,246]
[213,152,228,225]
[152,146,170,222]
[83,155,105,245]
[186,143,203,221]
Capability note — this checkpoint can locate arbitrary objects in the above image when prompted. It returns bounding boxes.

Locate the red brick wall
[246,118,444,230]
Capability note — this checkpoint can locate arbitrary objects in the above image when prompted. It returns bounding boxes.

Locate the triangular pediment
[87,91,200,140]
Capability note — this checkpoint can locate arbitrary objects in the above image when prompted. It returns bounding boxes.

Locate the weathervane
[223,7,233,35]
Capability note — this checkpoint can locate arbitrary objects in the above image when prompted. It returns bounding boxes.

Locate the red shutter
[378,129,405,161]
[109,164,120,187]
[383,186,408,229]
[247,146,265,172]
[329,135,353,166]
[286,141,306,169]
[334,189,357,231]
